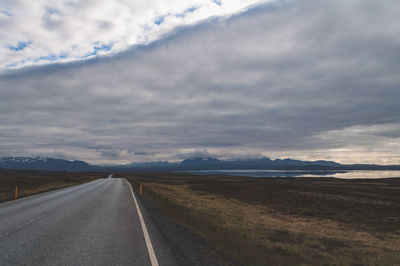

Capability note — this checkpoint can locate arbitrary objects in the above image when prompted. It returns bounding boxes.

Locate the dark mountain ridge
[0,157,95,171]
[179,157,345,170]
[1,156,400,171]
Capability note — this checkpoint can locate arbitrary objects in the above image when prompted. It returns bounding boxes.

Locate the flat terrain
[0,177,177,265]
[2,170,399,265]
[121,172,400,265]
[0,170,107,202]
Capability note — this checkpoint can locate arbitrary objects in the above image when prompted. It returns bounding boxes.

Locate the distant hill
[113,157,400,171]
[179,157,346,170]
[0,157,95,171]
[122,161,179,168]
[1,156,399,171]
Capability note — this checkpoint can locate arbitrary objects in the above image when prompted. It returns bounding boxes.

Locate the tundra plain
[122,172,400,265]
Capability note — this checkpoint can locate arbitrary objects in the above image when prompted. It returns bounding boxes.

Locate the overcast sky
[1,0,399,165]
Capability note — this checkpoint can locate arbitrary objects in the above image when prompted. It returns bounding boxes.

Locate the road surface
[0,177,177,265]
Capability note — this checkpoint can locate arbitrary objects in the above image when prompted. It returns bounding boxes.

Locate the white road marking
[0,214,45,239]
[124,179,159,266]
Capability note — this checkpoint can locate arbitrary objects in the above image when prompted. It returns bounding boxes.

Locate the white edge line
[0,214,45,239]
[124,179,159,266]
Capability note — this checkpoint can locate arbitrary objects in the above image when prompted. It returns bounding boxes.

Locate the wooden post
[14,185,18,200]
[139,184,143,196]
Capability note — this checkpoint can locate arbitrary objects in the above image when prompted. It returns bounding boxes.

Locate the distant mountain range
[1,156,400,171]
[0,157,95,171]
[176,157,400,170]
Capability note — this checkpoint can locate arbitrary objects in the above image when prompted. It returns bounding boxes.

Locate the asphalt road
[0,177,178,265]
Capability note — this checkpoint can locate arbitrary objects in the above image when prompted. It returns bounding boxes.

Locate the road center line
[0,213,45,239]
[124,179,159,266]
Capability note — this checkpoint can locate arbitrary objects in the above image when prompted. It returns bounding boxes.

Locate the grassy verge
[0,170,108,203]
[144,183,296,265]
[122,173,400,265]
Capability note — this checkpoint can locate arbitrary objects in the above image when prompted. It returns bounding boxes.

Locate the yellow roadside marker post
[14,185,18,199]
[139,184,143,196]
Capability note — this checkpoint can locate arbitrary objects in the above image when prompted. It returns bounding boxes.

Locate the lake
[192,170,400,179]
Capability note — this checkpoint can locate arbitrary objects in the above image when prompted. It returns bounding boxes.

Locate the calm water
[192,170,400,179]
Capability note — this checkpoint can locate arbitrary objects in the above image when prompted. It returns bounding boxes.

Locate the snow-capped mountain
[0,157,94,171]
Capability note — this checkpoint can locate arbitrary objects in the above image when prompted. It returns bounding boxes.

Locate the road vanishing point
[0,176,178,265]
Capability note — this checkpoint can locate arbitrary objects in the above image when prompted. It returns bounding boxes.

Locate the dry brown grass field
[0,170,108,203]
[121,172,400,265]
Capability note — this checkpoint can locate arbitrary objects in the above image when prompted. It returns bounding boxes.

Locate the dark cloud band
[1,0,399,164]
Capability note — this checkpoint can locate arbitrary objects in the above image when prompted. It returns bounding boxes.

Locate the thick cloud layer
[0,0,265,70]
[1,0,399,164]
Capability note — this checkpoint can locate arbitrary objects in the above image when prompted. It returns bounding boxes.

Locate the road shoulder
[129,180,238,266]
